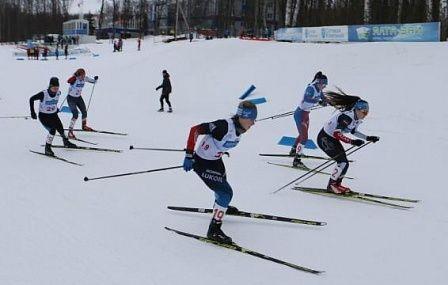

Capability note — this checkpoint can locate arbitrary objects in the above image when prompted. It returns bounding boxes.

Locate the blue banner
[348,22,440,42]
[248,97,267,105]
[275,22,440,43]
[277,136,318,150]
[239,84,256,99]
[60,106,71,113]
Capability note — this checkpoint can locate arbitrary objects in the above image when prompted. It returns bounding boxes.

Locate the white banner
[303,26,348,42]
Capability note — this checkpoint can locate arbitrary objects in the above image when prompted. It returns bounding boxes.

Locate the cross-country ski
[56,134,98,145]
[43,145,122,153]
[64,128,127,136]
[167,206,327,226]
[293,187,416,209]
[29,150,83,166]
[266,161,355,179]
[165,227,324,274]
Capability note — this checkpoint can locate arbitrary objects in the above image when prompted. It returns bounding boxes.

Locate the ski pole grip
[129,145,134,150]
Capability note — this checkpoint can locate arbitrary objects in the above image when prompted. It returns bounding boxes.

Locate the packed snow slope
[0,38,446,285]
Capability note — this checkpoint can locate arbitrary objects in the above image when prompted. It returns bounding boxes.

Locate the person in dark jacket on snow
[155,70,173,112]
[29,77,77,156]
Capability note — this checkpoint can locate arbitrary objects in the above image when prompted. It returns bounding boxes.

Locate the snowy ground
[0,37,447,285]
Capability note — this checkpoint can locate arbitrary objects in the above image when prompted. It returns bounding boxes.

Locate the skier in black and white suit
[317,90,380,194]
[29,77,76,156]
[182,100,257,244]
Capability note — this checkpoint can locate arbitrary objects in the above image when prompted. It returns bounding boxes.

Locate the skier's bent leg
[68,97,79,119]
[208,183,234,243]
[78,97,88,120]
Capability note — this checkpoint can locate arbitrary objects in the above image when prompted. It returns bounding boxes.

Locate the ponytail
[324,87,361,111]
[312,71,323,82]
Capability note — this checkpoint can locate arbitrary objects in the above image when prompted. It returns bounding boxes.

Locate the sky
[69,0,102,15]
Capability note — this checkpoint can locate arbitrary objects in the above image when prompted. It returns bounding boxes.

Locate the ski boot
[292,154,305,168]
[68,129,76,139]
[82,119,93,131]
[63,138,77,149]
[167,107,173,113]
[207,219,232,244]
[226,205,239,215]
[289,146,296,156]
[327,179,351,194]
[157,108,164,112]
[45,143,55,156]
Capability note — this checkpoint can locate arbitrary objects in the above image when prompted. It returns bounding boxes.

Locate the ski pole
[129,146,230,157]
[271,112,295,120]
[87,82,97,111]
[272,145,359,194]
[256,111,294,122]
[293,142,372,187]
[84,165,183,182]
[129,145,186,152]
[58,94,68,110]
[0,115,31,119]
[256,106,326,122]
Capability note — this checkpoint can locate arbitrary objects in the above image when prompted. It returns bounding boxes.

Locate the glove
[351,139,364,146]
[183,153,194,172]
[94,76,98,81]
[31,111,37,120]
[366,136,380,143]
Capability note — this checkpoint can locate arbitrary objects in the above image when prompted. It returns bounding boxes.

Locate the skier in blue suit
[291,71,328,167]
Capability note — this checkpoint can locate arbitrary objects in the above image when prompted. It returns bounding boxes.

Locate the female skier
[291,71,328,167]
[66,68,98,139]
[182,101,257,243]
[317,90,379,194]
[29,77,76,156]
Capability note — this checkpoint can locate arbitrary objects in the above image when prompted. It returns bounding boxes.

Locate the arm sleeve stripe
[333,130,352,144]
[186,124,206,153]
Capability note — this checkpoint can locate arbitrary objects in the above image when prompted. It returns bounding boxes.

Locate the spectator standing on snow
[155,70,172,112]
